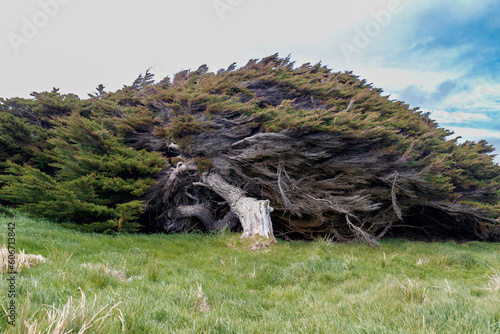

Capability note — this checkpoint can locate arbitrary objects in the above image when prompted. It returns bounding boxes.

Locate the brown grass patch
[0,247,46,274]
[82,263,128,281]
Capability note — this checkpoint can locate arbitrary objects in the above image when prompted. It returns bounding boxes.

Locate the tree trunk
[200,173,275,239]
[173,204,239,232]
[174,205,215,231]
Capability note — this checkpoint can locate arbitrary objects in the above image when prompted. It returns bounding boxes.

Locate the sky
[1,0,499,162]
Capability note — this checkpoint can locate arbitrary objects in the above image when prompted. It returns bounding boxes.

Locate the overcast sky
[1,0,499,162]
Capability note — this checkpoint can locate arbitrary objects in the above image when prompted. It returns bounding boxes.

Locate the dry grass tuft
[416,258,430,266]
[432,278,455,297]
[483,270,500,292]
[395,276,428,303]
[249,241,270,251]
[191,283,210,313]
[248,266,257,279]
[82,263,128,281]
[23,288,124,334]
[380,252,398,267]
[0,247,46,274]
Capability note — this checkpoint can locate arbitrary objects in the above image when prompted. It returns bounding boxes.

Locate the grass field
[0,211,499,333]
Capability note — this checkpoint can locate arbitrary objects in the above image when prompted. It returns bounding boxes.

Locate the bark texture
[1,55,499,241]
[200,173,274,238]
[135,55,500,242]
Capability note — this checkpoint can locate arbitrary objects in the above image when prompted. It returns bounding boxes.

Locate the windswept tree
[1,54,499,242]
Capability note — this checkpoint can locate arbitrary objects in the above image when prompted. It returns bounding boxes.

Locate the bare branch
[391,172,403,221]
[345,215,380,247]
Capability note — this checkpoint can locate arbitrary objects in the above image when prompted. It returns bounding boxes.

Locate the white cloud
[443,80,500,112]
[447,127,500,139]
[349,67,465,97]
[425,110,491,124]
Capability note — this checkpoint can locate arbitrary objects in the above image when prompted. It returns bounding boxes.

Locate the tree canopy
[1,55,499,241]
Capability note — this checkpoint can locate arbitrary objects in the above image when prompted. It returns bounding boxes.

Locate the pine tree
[0,55,498,241]
[0,106,165,233]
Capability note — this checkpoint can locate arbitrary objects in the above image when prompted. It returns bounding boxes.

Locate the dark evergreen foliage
[1,54,499,240]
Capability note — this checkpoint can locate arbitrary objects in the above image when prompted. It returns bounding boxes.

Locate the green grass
[1,211,499,333]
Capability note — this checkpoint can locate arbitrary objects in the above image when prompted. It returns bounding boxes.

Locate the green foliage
[0,55,499,235]
[167,114,204,141]
[0,105,165,232]
[0,112,51,185]
[0,113,45,164]
[194,156,213,173]
[0,88,81,128]
[0,205,13,216]
[143,54,498,225]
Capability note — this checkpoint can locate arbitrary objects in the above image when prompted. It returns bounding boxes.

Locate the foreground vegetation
[1,211,499,333]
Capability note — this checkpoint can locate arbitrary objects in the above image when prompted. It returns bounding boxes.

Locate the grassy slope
[0,211,499,334]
